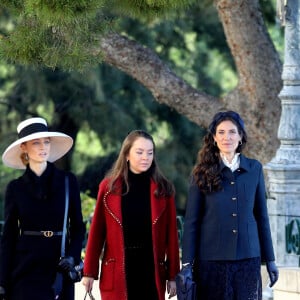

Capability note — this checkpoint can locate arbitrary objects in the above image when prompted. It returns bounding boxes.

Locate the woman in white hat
[0,117,85,300]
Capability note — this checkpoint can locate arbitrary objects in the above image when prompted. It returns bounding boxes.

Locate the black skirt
[195,257,262,300]
[7,277,74,300]
[124,246,158,300]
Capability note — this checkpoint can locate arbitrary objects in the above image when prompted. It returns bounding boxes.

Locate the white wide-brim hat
[2,117,73,169]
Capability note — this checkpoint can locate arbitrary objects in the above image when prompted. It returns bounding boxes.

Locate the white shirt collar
[220,153,240,172]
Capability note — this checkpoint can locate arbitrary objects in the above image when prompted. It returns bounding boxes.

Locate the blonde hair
[20,152,29,166]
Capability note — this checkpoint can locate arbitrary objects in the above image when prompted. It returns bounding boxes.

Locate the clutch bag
[176,276,197,300]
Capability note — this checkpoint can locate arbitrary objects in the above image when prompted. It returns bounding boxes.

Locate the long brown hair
[105,130,175,197]
[193,111,247,193]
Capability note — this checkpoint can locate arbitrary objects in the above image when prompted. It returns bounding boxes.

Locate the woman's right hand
[81,276,94,292]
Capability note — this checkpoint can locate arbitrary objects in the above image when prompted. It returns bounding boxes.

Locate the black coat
[0,162,85,300]
[182,155,275,263]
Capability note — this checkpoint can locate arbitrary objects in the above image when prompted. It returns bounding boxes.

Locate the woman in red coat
[82,130,180,300]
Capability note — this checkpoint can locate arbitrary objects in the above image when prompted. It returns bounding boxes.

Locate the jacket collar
[220,154,250,173]
[239,154,251,172]
[104,179,167,227]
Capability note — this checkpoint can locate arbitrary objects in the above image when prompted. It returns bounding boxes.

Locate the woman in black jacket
[177,111,279,300]
[0,117,85,300]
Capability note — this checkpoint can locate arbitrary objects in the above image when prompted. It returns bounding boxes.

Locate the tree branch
[97,32,225,127]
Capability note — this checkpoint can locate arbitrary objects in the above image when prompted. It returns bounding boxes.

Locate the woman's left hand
[266,261,279,287]
[167,280,177,299]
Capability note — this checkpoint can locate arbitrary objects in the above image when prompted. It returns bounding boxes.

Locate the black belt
[23,230,63,238]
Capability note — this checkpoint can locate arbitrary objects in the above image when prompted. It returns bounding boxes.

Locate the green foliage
[1,19,107,70]
[81,191,96,223]
[115,3,236,95]
[0,19,45,65]
[0,0,109,70]
[23,0,104,25]
[269,25,284,61]
[79,191,97,249]
[0,0,23,13]
[0,0,198,70]
[1,0,105,23]
[107,0,196,19]
[259,0,284,62]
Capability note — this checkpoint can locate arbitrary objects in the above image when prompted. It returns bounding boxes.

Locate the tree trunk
[215,0,282,163]
[97,0,282,164]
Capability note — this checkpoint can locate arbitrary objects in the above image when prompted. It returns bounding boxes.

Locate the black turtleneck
[121,170,158,300]
[121,169,152,248]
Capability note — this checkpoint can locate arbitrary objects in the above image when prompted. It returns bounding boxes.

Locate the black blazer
[182,155,275,263]
[0,162,85,297]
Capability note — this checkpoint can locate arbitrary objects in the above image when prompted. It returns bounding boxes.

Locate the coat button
[232,213,237,217]
[230,181,235,185]
[232,229,238,234]
[232,197,237,201]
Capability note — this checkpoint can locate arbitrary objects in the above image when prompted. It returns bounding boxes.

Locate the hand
[266,261,279,287]
[82,276,94,293]
[0,286,5,300]
[167,280,176,299]
[58,256,75,272]
[176,264,193,291]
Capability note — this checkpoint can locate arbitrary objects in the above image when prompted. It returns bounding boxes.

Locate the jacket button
[232,213,237,217]
[232,197,237,201]
[232,229,238,234]
[230,181,235,185]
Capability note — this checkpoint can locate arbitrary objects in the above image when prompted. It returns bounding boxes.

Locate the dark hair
[193,111,247,193]
[106,130,175,197]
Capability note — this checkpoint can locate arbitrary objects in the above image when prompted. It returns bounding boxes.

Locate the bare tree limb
[98,32,225,125]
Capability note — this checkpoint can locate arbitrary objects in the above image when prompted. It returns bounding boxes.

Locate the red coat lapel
[103,191,123,227]
[150,181,166,225]
[103,180,166,227]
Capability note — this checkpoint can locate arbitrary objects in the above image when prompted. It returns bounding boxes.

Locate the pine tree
[0,0,195,70]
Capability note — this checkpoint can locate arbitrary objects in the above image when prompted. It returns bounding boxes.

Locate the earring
[25,153,29,161]
[239,141,242,145]
[213,141,217,146]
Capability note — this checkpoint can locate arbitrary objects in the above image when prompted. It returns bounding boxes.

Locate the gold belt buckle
[42,231,54,237]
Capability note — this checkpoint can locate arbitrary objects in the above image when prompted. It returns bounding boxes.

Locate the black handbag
[176,278,197,300]
[176,269,197,300]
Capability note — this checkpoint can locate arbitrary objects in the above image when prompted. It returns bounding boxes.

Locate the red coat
[83,178,180,300]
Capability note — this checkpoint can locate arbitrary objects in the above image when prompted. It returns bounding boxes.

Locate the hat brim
[2,132,73,169]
